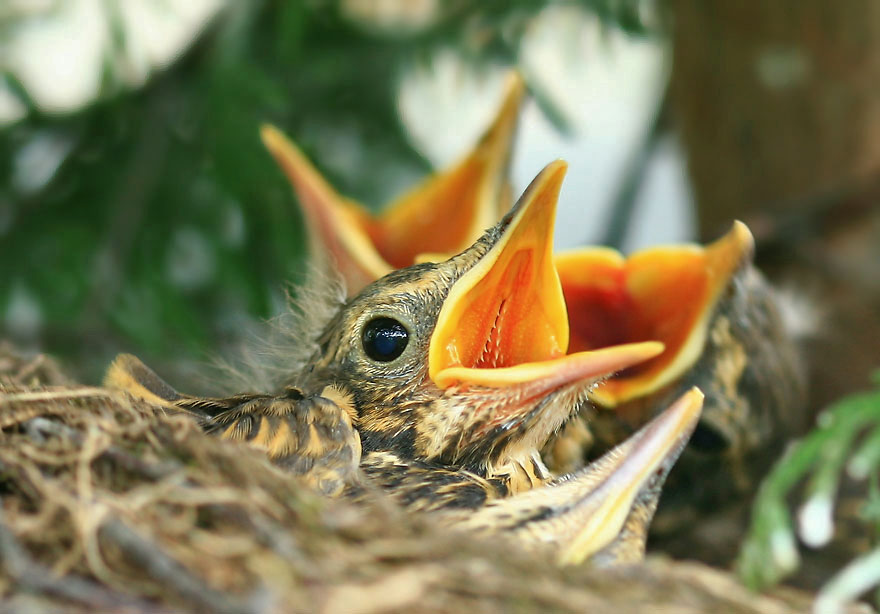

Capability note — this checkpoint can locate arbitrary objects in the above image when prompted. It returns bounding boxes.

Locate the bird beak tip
[707,219,756,276]
[556,387,704,566]
[258,122,276,142]
[259,123,293,158]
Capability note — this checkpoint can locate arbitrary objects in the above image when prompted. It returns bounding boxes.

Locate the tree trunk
[665,0,880,582]
[671,0,880,239]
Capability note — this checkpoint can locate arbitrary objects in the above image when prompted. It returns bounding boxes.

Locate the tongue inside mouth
[429,160,663,391]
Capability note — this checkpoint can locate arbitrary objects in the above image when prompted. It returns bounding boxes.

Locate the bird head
[262,92,789,470]
[297,161,663,476]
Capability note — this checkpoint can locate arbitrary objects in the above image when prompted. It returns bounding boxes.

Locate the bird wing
[360,450,502,513]
[104,354,362,496]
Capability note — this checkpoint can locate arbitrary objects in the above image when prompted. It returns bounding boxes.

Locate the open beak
[464,388,704,565]
[554,222,754,407]
[260,124,389,291]
[429,160,664,394]
[261,72,524,294]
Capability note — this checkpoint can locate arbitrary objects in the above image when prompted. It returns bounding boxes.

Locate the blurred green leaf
[0,0,656,382]
[737,379,880,609]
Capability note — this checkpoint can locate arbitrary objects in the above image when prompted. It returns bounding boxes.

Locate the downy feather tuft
[211,266,347,393]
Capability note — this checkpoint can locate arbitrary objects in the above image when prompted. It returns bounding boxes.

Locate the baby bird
[262,82,806,496]
[107,161,703,565]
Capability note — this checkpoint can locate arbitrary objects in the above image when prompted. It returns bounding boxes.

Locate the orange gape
[261,73,524,296]
[555,222,753,406]
[454,249,566,370]
[562,253,709,384]
[427,160,665,394]
[368,162,487,270]
[562,252,708,352]
[429,162,569,378]
[560,259,633,352]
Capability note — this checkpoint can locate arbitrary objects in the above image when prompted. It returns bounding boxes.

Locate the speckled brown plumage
[105,163,702,566]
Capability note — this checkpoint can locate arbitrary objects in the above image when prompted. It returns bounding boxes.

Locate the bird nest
[0,344,861,613]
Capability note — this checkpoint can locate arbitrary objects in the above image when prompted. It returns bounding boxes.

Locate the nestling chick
[262,82,806,499]
[108,161,703,565]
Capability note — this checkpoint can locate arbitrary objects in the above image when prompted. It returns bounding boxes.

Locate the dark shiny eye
[362,317,409,362]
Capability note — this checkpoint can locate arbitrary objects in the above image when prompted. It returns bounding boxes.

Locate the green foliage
[737,374,880,609]
[0,1,657,382]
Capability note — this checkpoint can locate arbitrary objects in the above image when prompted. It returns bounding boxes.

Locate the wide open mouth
[260,73,524,291]
[259,124,391,288]
[554,222,754,407]
[367,74,523,269]
[428,160,664,394]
